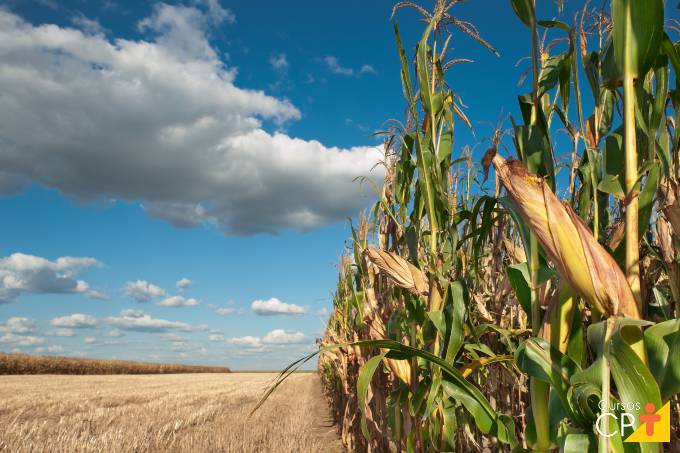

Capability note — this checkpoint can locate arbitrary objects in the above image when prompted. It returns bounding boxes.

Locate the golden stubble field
[0,372,342,453]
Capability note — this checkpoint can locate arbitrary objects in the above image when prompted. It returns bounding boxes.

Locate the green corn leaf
[416,21,436,114]
[425,375,442,418]
[507,264,532,316]
[568,382,602,423]
[644,319,680,402]
[562,433,596,453]
[409,378,429,416]
[357,352,387,440]
[515,337,582,423]
[444,281,466,362]
[638,161,659,238]
[506,262,554,318]
[598,133,626,198]
[609,320,662,453]
[510,0,535,27]
[538,54,567,97]
[611,0,664,81]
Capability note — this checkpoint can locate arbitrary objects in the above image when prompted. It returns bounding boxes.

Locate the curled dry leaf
[363,247,429,297]
[503,238,527,263]
[492,154,639,319]
[608,220,625,250]
[659,178,680,237]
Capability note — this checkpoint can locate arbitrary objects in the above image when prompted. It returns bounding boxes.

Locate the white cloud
[87,290,109,300]
[0,253,101,303]
[193,0,235,24]
[262,329,307,344]
[251,297,306,316]
[228,335,263,348]
[269,53,288,70]
[71,14,106,35]
[50,328,76,337]
[84,336,96,344]
[323,56,354,76]
[323,56,377,77]
[0,7,382,236]
[107,329,124,338]
[50,313,97,328]
[0,317,36,334]
[228,329,307,348]
[156,295,199,307]
[208,333,225,342]
[122,280,166,303]
[359,64,377,75]
[105,310,206,333]
[0,333,44,346]
[175,277,192,291]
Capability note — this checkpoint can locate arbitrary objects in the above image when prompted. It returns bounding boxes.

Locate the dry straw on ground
[0,372,340,453]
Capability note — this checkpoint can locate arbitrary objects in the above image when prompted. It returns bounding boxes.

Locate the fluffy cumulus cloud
[0,253,101,303]
[0,318,43,348]
[175,277,192,291]
[50,313,97,328]
[0,5,382,236]
[228,329,307,348]
[0,317,36,334]
[251,297,306,316]
[105,309,206,333]
[156,295,199,307]
[122,280,166,303]
[0,333,44,346]
[262,329,307,344]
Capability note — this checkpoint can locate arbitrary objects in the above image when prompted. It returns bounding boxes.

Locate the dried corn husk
[363,248,429,297]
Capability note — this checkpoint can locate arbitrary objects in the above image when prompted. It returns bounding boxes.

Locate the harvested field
[0,352,231,374]
[0,372,341,453]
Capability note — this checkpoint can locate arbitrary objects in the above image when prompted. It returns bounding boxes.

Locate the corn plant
[256,1,680,451]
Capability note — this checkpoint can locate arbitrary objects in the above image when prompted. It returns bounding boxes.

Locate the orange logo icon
[625,402,671,443]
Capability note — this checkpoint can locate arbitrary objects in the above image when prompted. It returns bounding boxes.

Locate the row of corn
[261,0,680,451]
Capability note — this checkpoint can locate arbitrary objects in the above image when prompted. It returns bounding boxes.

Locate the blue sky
[0,0,637,369]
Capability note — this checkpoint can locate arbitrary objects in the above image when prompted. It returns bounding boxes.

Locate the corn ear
[492,154,639,319]
[363,247,429,297]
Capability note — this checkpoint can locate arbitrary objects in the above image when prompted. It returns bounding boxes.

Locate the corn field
[260,0,680,452]
[0,352,231,375]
